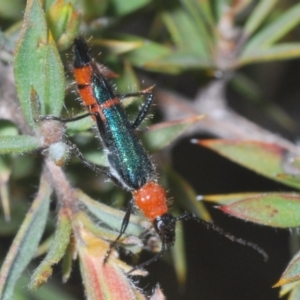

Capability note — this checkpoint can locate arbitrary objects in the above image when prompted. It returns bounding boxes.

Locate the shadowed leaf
[239,43,300,66]
[244,0,279,36]
[66,115,94,135]
[143,115,203,152]
[161,2,210,58]
[287,285,300,300]
[0,156,12,221]
[76,190,150,236]
[278,280,300,298]
[29,207,72,290]
[95,39,145,54]
[110,0,151,16]
[197,140,300,189]
[243,3,300,52]
[171,218,187,287]
[0,172,51,300]
[144,51,214,71]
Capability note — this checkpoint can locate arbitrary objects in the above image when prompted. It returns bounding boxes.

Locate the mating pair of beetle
[42,37,266,272]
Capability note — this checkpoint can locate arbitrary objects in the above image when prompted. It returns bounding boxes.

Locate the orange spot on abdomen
[74,65,97,107]
[78,87,97,107]
[134,182,168,221]
[102,98,120,109]
[74,65,92,85]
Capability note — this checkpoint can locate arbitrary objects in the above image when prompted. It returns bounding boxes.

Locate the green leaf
[287,284,300,300]
[204,192,267,205]
[0,135,40,154]
[243,3,300,53]
[98,34,196,73]
[34,234,53,257]
[244,0,279,37]
[194,0,215,28]
[77,0,108,20]
[115,61,140,93]
[14,0,65,128]
[83,149,106,167]
[122,38,172,70]
[171,218,187,286]
[143,115,203,152]
[76,211,144,254]
[274,250,300,287]
[62,240,73,283]
[0,172,51,300]
[143,51,214,72]
[239,43,300,66]
[96,39,145,54]
[180,0,214,49]
[277,174,300,190]
[197,139,300,190]
[43,0,58,11]
[76,190,149,236]
[46,0,80,51]
[278,280,300,298]
[110,0,151,15]
[220,193,300,227]
[161,2,210,58]
[0,121,18,137]
[29,207,72,290]
[0,156,12,221]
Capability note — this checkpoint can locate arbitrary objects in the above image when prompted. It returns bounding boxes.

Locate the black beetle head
[73,37,91,68]
[153,213,177,248]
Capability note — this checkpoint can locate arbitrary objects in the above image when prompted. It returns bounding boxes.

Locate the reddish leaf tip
[219,205,229,213]
[195,139,214,146]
